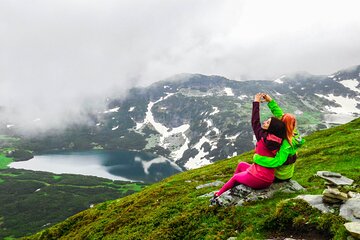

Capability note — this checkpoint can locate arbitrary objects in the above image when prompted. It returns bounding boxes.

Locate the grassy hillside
[0,168,146,239]
[22,118,360,240]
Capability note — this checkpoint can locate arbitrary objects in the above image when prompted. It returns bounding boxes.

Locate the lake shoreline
[9,149,183,183]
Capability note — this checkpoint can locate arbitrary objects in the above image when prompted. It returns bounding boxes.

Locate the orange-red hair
[281,113,296,145]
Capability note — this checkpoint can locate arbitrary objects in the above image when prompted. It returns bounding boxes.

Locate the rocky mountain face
[4,65,360,170]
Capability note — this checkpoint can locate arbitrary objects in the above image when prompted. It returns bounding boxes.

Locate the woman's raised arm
[264,94,283,118]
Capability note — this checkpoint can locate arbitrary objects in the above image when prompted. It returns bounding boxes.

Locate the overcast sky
[1,0,360,131]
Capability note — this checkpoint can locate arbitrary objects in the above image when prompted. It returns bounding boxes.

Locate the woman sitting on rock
[212,93,286,202]
[253,93,305,182]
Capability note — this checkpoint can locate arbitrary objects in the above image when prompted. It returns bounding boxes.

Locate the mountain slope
[9,65,360,171]
[23,117,360,239]
[0,168,146,239]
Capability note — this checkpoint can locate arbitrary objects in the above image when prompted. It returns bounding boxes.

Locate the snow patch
[274,75,286,84]
[134,93,193,161]
[104,107,120,113]
[224,87,234,96]
[171,134,190,160]
[238,95,247,100]
[135,121,145,130]
[134,156,182,175]
[184,136,212,170]
[315,93,360,114]
[204,119,213,127]
[209,107,220,116]
[339,79,360,93]
[212,127,220,135]
[225,133,240,141]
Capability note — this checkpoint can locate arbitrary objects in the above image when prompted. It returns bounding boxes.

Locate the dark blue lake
[9,150,183,183]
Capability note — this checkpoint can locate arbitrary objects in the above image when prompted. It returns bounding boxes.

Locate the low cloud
[1,0,360,132]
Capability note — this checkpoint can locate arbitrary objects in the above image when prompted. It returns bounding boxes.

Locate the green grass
[52,175,62,180]
[0,169,147,239]
[0,154,12,169]
[0,135,20,142]
[20,118,360,239]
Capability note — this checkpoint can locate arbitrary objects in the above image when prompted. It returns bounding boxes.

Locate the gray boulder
[340,198,360,222]
[344,222,360,239]
[205,180,305,207]
[316,171,354,186]
[348,191,360,199]
[295,195,333,214]
[322,187,348,204]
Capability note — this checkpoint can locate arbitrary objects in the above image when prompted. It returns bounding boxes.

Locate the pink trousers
[216,162,272,196]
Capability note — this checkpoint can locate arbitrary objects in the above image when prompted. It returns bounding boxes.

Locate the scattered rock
[322,195,343,204]
[196,180,224,189]
[322,187,348,203]
[344,222,360,239]
[349,192,360,199]
[199,191,217,198]
[354,209,360,219]
[295,195,332,213]
[340,198,360,222]
[323,171,342,178]
[316,171,354,186]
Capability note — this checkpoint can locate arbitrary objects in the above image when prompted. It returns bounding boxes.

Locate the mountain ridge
[2,64,360,171]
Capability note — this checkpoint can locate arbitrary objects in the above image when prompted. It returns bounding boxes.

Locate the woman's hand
[263,94,272,102]
[254,93,263,102]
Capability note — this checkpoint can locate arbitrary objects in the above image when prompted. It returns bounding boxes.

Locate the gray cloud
[1,0,360,131]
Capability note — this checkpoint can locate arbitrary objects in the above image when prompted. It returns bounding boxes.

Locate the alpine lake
[9,150,183,183]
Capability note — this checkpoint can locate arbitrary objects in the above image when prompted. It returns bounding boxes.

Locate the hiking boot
[209,195,217,206]
[209,195,223,206]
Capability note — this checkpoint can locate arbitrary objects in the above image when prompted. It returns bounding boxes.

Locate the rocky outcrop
[322,187,348,204]
[296,171,359,238]
[199,170,359,238]
[198,180,305,207]
[5,149,34,161]
[295,195,333,213]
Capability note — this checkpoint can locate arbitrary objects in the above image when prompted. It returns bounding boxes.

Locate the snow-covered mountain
[3,65,360,170]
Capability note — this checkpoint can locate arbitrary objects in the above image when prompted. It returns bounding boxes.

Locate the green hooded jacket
[253,99,305,180]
